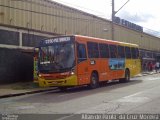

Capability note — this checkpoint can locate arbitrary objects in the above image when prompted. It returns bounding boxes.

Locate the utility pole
[111,0,130,40]
[111,0,115,40]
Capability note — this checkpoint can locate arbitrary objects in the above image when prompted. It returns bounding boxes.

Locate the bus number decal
[90,60,96,65]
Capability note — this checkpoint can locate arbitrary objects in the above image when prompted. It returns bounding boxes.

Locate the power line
[53,0,106,17]
[143,27,160,37]
[115,0,130,15]
[112,0,160,38]
[0,4,106,23]
[116,14,160,37]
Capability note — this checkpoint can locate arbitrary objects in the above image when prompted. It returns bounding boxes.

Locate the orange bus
[36,35,141,90]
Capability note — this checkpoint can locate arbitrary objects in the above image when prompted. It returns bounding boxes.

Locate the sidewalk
[0,82,57,99]
[0,71,158,99]
[135,70,158,77]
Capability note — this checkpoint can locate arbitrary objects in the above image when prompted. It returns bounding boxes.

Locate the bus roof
[39,35,139,48]
[74,35,139,47]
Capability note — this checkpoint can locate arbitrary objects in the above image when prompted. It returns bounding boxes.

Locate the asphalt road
[0,73,160,120]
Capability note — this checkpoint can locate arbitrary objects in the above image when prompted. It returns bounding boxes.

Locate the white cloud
[116,0,160,33]
[52,0,160,33]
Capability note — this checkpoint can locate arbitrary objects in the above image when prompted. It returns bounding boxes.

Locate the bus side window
[125,47,131,58]
[109,45,118,58]
[136,48,140,58]
[99,43,109,58]
[77,43,87,63]
[87,42,99,58]
[118,46,125,58]
[131,47,137,59]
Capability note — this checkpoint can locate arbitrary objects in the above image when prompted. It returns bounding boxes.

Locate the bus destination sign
[44,37,71,44]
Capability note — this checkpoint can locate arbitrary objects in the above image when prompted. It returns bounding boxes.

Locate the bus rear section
[75,36,141,86]
[124,46,141,78]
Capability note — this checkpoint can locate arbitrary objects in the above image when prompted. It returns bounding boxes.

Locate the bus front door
[76,42,89,85]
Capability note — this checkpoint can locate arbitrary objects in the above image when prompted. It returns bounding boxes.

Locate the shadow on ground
[16,79,143,103]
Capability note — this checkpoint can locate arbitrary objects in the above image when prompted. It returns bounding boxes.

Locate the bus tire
[58,87,67,91]
[119,69,130,83]
[89,72,99,89]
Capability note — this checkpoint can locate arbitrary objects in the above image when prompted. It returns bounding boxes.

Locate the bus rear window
[125,47,131,58]
[131,47,136,58]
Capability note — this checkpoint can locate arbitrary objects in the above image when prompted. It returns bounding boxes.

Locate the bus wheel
[58,87,67,91]
[119,69,130,83]
[89,72,99,89]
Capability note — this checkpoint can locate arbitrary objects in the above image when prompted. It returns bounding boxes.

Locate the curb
[0,72,159,99]
[134,72,158,78]
[0,87,58,99]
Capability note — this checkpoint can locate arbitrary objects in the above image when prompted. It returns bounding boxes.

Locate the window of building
[0,29,19,45]
[99,43,109,58]
[22,33,47,47]
[87,42,99,58]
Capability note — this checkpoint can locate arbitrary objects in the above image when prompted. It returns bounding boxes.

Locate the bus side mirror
[33,47,39,81]
[33,47,39,56]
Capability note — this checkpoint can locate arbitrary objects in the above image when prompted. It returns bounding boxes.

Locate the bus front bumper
[38,75,78,87]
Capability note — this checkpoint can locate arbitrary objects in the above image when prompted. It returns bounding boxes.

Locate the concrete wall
[114,24,160,52]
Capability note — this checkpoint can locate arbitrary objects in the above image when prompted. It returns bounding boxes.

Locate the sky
[52,0,160,36]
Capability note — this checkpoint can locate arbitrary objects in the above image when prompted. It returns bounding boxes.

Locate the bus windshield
[38,42,75,73]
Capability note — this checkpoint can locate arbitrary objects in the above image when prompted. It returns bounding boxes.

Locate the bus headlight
[71,71,75,75]
[70,68,75,75]
[39,74,42,77]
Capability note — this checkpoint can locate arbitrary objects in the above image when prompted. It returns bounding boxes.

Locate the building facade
[0,0,160,83]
